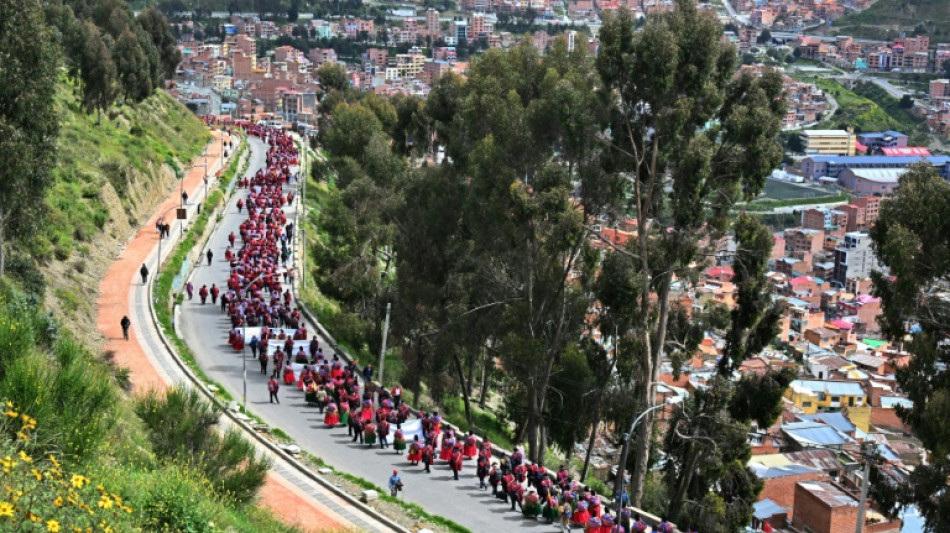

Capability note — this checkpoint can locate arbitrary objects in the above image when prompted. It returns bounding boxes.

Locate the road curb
[144,133,411,533]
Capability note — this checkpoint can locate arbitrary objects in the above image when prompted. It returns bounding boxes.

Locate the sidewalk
[94,129,353,532]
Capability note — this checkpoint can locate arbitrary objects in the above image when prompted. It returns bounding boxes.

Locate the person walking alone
[206,249,213,266]
[120,316,131,340]
[140,263,149,284]
[268,376,280,404]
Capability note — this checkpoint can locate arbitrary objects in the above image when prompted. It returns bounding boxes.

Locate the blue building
[798,155,950,180]
[856,130,908,152]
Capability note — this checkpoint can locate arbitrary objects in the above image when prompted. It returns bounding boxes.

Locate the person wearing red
[508,477,524,512]
[408,435,422,464]
[476,456,490,489]
[199,284,209,304]
[422,443,434,473]
[762,523,773,532]
[268,377,279,404]
[450,445,463,481]
[324,402,339,428]
[440,432,455,462]
[463,431,478,459]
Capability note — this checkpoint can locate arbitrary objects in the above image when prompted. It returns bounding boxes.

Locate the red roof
[855,141,868,154]
[880,147,930,157]
[705,266,734,278]
[789,276,813,286]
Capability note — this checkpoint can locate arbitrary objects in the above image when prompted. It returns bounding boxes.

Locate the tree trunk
[478,347,491,409]
[0,223,5,278]
[668,445,703,521]
[630,273,673,507]
[452,351,475,431]
[581,419,598,482]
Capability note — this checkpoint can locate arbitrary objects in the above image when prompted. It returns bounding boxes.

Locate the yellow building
[785,380,867,414]
[800,129,857,156]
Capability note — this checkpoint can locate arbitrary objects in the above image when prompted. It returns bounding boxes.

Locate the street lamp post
[615,395,683,508]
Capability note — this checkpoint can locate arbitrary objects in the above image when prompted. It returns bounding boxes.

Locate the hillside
[830,0,950,40]
[5,81,211,347]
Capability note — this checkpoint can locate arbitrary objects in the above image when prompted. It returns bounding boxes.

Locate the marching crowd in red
[200,118,694,533]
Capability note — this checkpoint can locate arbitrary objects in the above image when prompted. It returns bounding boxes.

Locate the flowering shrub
[0,401,137,532]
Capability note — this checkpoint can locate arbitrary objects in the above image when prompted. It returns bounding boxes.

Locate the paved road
[178,137,556,532]
[117,133,389,532]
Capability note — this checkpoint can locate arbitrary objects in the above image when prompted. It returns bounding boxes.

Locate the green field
[761,179,836,200]
[821,0,950,40]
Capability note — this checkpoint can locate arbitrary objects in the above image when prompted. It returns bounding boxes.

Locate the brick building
[792,481,901,533]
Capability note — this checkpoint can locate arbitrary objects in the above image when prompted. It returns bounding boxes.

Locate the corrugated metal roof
[799,412,856,434]
[753,499,788,519]
[749,462,821,479]
[880,397,913,409]
[784,448,853,472]
[798,481,858,507]
[782,422,852,447]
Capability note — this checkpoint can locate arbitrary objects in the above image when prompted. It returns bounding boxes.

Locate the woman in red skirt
[324,402,339,428]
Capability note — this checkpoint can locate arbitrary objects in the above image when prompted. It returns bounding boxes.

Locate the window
[831,396,841,403]
[803,402,812,408]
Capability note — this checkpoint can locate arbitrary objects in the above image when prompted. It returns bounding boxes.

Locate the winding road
[177,137,557,532]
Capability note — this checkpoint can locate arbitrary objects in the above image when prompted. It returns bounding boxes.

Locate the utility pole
[378,302,392,385]
[855,441,872,533]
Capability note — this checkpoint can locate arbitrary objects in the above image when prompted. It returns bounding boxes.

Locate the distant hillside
[830,0,950,41]
[5,81,211,346]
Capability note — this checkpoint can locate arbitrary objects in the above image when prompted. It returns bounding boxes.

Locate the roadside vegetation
[0,281,305,532]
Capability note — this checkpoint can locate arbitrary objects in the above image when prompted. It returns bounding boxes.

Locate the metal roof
[879,396,913,409]
[749,462,821,479]
[791,380,866,397]
[797,481,858,507]
[753,499,788,520]
[781,422,852,447]
[804,155,950,165]
[799,412,856,434]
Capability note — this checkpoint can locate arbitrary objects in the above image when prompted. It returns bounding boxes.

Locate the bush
[135,387,271,503]
[0,335,118,458]
[140,466,218,533]
[4,254,47,297]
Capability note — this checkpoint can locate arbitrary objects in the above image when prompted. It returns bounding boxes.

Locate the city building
[837,168,904,195]
[800,129,856,156]
[833,232,884,287]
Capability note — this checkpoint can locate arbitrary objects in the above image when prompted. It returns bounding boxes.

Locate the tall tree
[595,1,784,506]
[317,63,351,94]
[113,28,152,102]
[80,22,117,123]
[867,164,950,531]
[718,213,785,375]
[0,0,61,276]
[137,7,181,80]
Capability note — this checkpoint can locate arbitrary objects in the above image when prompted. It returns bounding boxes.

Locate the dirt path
[94,128,350,533]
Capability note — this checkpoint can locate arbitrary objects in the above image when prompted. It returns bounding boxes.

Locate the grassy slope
[0,87,326,532]
[830,0,950,40]
[37,82,210,264]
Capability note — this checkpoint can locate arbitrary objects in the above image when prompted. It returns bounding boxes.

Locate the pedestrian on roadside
[249,335,260,358]
[140,263,149,284]
[210,284,220,305]
[186,281,194,300]
[182,191,189,205]
[258,351,268,375]
[268,376,280,404]
[199,284,208,304]
[120,316,131,340]
[206,249,213,265]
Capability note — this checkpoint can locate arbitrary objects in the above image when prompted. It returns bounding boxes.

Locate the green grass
[302,452,474,533]
[29,81,211,264]
[741,192,852,211]
[812,78,918,135]
[0,281,307,533]
[850,81,931,145]
[438,395,516,451]
[832,0,950,38]
[154,139,248,404]
[761,179,837,201]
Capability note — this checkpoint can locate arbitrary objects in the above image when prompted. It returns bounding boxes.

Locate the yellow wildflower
[31,469,42,481]
[97,495,113,510]
[46,519,61,532]
[0,501,13,518]
[54,497,63,507]
[18,451,31,463]
[28,511,40,522]
[70,474,88,489]
[5,410,18,418]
